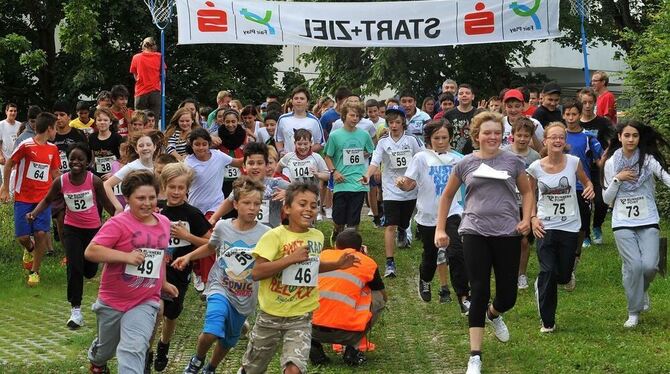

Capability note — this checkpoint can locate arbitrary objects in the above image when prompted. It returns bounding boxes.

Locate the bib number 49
[135,259,154,276]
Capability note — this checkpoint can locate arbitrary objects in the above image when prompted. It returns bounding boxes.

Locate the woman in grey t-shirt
[434,111,533,374]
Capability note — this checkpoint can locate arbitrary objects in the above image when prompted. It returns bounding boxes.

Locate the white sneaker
[540,325,555,333]
[367,210,374,217]
[67,307,84,329]
[642,292,650,312]
[563,272,576,292]
[193,274,205,292]
[486,313,510,342]
[624,314,639,328]
[518,274,529,289]
[325,208,333,219]
[466,355,482,374]
[316,213,323,221]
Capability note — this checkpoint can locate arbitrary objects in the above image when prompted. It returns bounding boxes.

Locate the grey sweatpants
[613,227,659,314]
[88,299,159,373]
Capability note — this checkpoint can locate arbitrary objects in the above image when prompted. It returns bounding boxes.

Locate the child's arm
[576,162,595,200]
[208,198,234,225]
[0,158,14,201]
[27,177,62,220]
[103,176,124,214]
[319,252,360,273]
[85,242,145,265]
[93,175,118,216]
[171,224,212,247]
[171,243,216,270]
[230,157,244,168]
[251,245,309,281]
[324,154,343,183]
[395,176,417,191]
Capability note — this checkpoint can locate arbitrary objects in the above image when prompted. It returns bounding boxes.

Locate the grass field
[0,202,669,373]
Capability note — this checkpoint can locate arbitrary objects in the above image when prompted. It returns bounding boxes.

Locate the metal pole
[579,0,590,86]
[160,28,166,131]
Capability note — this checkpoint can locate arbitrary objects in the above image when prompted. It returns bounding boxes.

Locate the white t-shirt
[502,116,543,148]
[275,112,324,153]
[526,155,581,232]
[113,159,153,181]
[407,109,432,136]
[185,150,233,214]
[331,118,377,140]
[255,127,273,144]
[405,149,464,227]
[278,152,328,183]
[370,133,423,201]
[0,119,20,159]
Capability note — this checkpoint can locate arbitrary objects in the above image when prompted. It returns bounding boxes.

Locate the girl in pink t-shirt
[85,170,177,374]
[28,142,115,330]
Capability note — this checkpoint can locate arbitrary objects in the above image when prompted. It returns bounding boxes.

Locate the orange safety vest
[312,248,378,332]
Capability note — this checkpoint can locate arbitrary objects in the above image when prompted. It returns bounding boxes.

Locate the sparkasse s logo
[240,8,276,35]
[197,1,228,32]
[510,0,542,30]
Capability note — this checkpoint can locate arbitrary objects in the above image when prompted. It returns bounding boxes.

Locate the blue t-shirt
[325,127,375,193]
[320,108,340,139]
[566,129,603,190]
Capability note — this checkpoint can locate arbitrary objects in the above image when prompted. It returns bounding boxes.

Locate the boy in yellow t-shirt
[240,182,358,374]
[69,101,95,135]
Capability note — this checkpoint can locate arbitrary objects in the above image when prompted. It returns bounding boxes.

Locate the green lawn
[0,202,668,373]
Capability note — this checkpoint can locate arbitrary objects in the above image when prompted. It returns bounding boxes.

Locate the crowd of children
[1,72,669,374]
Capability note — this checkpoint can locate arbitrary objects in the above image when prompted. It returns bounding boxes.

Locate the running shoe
[418,278,431,302]
[624,314,639,328]
[309,341,331,365]
[183,355,204,373]
[27,272,40,287]
[397,228,411,248]
[563,272,576,292]
[486,312,510,342]
[324,208,333,219]
[201,364,216,374]
[22,249,33,271]
[343,345,367,366]
[582,237,591,248]
[67,307,84,329]
[384,261,396,278]
[367,209,374,217]
[518,274,529,290]
[438,287,452,303]
[144,350,153,374]
[154,341,170,371]
[460,298,471,316]
[540,325,555,333]
[643,292,651,312]
[193,274,205,292]
[466,355,482,374]
[592,227,603,244]
[90,363,110,374]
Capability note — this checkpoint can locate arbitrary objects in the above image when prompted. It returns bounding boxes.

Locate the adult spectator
[310,229,386,367]
[591,70,617,124]
[130,37,162,120]
[0,103,20,174]
[442,79,458,94]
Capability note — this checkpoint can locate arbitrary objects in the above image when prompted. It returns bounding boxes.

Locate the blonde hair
[540,122,569,157]
[159,162,194,190]
[340,101,365,120]
[165,107,199,146]
[469,111,504,148]
[131,111,148,125]
[267,145,279,162]
[232,175,265,202]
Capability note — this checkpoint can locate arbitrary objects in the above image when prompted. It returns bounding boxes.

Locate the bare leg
[384,226,396,258]
[31,231,48,272]
[518,237,530,276]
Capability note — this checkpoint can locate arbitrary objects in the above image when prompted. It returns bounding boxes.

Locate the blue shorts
[14,201,51,237]
[202,293,247,348]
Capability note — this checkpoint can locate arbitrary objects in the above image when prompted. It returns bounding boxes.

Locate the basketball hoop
[144,0,176,130]
[568,0,591,86]
[568,0,591,20]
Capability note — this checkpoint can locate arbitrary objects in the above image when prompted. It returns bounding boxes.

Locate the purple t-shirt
[453,150,526,237]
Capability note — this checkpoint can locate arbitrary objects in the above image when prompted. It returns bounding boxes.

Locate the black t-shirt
[53,128,87,172]
[367,268,385,291]
[160,202,212,285]
[581,116,614,150]
[531,105,563,128]
[88,132,123,176]
[444,107,476,154]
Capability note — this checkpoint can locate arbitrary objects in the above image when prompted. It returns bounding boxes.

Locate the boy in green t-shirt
[324,102,375,243]
[240,182,358,374]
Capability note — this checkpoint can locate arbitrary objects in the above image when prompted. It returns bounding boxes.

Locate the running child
[527,122,594,333]
[255,111,279,148]
[27,142,115,328]
[108,139,129,207]
[218,109,247,201]
[241,105,262,142]
[175,177,270,374]
[324,102,375,242]
[129,111,148,137]
[0,112,60,286]
[89,108,123,179]
[277,128,329,184]
[85,170,177,373]
[239,182,359,374]
[69,101,96,135]
[149,163,212,371]
[603,120,670,328]
[363,105,423,278]
[165,107,199,161]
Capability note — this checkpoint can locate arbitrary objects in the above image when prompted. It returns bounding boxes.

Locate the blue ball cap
[386,104,406,117]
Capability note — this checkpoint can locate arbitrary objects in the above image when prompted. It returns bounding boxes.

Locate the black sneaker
[460,298,471,316]
[397,229,409,248]
[183,355,205,373]
[418,278,431,302]
[309,341,331,365]
[372,216,382,228]
[154,341,170,371]
[438,288,452,303]
[90,363,110,374]
[144,350,153,374]
[343,345,367,366]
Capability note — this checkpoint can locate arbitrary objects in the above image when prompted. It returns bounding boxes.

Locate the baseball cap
[503,89,525,103]
[385,104,406,117]
[542,82,561,95]
[260,102,268,109]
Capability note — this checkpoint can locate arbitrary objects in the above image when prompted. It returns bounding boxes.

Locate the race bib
[27,161,49,182]
[343,148,364,166]
[616,196,649,220]
[95,156,116,173]
[256,200,270,224]
[64,190,94,212]
[59,151,69,172]
[168,221,191,248]
[538,193,576,218]
[289,159,313,179]
[124,248,164,279]
[10,134,17,145]
[225,165,240,179]
[112,183,123,196]
[390,149,411,169]
[281,256,320,287]
[222,247,255,276]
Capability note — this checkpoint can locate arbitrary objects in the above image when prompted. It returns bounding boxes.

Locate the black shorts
[383,200,416,229]
[332,191,366,226]
[519,207,535,244]
[162,272,190,320]
[576,192,591,232]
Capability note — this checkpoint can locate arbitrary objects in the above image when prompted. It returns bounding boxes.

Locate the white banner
[177,0,560,47]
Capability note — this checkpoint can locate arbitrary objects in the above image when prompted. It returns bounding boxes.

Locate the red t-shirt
[111,109,134,137]
[129,51,162,96]
[596,90,617,124]
[523,105,537,117]
[11,138,61,203]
